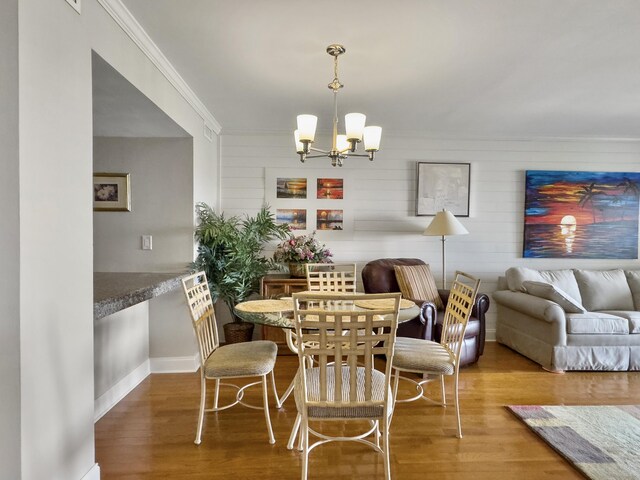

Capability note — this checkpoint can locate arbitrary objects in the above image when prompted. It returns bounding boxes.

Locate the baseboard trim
[150,354,200,373]
[81,463,100,480]
[94,360,150,422]
[486,328,496,342]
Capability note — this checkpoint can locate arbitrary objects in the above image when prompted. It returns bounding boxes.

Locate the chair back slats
[293,292,400,409]
[182,272,219,367]
[305,263,357,293]
[440,271,480,366]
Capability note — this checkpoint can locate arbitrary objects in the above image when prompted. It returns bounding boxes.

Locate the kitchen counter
[94,272,187,320]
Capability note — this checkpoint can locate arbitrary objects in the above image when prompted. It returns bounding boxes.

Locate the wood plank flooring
[95,343,639,479]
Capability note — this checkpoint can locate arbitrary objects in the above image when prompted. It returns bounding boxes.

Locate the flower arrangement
[273,232,333,264]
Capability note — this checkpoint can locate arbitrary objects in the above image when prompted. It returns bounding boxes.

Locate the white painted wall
[0,1,20,478]
[93,137,193,272]
[19,0,95,479]
[93,136,197,366]
[94,302,149,398]
[9,0,219,479]
[220,133,640,341]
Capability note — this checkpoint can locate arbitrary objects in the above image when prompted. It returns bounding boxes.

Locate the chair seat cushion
[392,337,455,375]
[295,365,390,419]
[204,340,277,378]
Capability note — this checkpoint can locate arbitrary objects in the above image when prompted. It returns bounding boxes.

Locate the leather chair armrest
[406,298,436,341]
[437,289,490,355]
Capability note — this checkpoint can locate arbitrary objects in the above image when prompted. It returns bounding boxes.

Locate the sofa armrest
[492,290,566,324]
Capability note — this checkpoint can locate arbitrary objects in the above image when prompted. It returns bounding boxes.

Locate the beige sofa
[493,267,640,371]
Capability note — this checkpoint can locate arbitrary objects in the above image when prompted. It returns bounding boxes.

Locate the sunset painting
[317,209,343,230]
[524,170,640,258]
[276,209,306,230]
[317,178,344,199]
[277,178,307,198]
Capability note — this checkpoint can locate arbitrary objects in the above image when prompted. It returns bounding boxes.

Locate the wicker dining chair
[291,292,401,480]
[283,263,357,448]
[305,262,357,293]
[391,271,480,438]
[182,271,279,445]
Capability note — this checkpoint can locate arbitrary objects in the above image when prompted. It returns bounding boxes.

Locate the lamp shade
[336,134,349,152]
[345,113,366,141]
[363,126,382,151]
[423,210,469,236]
[294,130,304,154]
[297,114,317,142]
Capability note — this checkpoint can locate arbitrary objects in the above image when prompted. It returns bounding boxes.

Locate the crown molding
[97,0,222,135]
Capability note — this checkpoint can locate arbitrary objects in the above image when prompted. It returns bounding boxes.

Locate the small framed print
[93,173,131,212]
[416,162,470,216]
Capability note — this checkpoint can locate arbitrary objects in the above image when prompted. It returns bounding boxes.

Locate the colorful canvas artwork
[524,170,640,259]
[277,178,307,198]
[317,178,344,199]
[276,209,307,230]
[317,209,343,230]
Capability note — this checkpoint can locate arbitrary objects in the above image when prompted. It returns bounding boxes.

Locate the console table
[260,274,307,354]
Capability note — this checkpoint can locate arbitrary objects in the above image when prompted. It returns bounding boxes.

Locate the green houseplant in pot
[191,202,290,343]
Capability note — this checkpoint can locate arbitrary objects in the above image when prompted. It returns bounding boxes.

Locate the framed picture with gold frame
[93,173,131,212]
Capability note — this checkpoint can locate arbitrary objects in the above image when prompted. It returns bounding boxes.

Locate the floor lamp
[423,210,469,288]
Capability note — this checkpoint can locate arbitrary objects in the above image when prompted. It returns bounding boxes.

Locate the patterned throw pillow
[394,264,444,310]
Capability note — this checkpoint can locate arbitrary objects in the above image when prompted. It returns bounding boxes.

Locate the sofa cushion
[625,270,640,310]
[565,312,629,335]
[505,267,582,304]
[598,310,640,334]
[394,264,444,309]
[573,269,634,311]
[522,280,586,313]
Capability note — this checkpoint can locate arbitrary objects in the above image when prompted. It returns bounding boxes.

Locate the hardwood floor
[95,343,638,479]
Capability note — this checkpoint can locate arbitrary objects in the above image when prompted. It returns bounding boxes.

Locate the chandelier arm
[304,154,332,159]
[309,147,330,154]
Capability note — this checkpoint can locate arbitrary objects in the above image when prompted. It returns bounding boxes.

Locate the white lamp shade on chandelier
[294,44,382,167]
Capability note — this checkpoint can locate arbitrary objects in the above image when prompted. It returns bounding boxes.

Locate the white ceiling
[92,51,189,137]
[121,0,640,139]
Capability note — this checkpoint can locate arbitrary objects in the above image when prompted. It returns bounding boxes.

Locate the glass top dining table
[234,294,421,328]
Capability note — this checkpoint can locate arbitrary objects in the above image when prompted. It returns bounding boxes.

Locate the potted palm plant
[191,202,290,343]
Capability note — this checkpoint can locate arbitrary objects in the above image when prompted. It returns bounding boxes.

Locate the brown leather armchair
[361,258,490,366]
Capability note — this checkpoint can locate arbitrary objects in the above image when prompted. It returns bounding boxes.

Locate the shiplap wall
[220,132,640,340]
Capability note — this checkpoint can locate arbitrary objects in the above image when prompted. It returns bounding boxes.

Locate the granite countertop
[94,272,188,320]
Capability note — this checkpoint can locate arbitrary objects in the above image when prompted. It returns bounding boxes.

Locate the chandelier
[294,44,382,167]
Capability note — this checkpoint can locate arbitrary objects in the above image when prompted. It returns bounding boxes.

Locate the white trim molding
[81,463,101,480]
[94,360,150,422]
[150,354,200,374]
[97,0,222,134]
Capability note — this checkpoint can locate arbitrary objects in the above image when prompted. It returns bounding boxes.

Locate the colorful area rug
[508,405,640,480]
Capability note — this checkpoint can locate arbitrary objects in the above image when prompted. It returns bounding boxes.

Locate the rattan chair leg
[195,375,207,445]
[213,378,221,409]
[382,417,391,480]
[390,370,400,425]
[440,375,446,406]
[454,372,462,438]
[261,375,276,444]
[301,418,309,480]
[288,414,302,450]
[270,371,283,409]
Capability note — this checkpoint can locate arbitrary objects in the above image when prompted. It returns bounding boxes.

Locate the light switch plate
[142,235,152,250]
